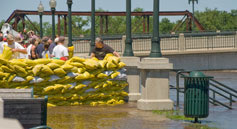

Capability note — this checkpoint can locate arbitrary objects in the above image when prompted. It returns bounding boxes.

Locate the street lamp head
[67,0,73,4]
[49,0,57,8]
[38,1,44,13]
[188,0,198,4]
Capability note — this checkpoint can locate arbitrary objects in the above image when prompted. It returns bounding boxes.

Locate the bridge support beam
[121,57,141,101]
[137,58,173,110]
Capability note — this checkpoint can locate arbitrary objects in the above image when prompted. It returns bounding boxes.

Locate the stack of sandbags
[0,53,127,106]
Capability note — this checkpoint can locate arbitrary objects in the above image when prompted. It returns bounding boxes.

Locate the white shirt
[5,42,26,59]
[0,41,8,54]
[42,50,50,59]
[52,44,69,58]
[27,44,32,56]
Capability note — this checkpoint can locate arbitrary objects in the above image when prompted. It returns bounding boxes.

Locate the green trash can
[182,71,213,122]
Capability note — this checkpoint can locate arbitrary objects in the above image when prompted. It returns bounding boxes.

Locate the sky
[0,0,236,23]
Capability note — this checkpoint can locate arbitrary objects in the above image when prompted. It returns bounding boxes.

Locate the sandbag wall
[0,54,128,106]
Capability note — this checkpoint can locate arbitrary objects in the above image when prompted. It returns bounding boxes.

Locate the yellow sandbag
[118,62,126,69]
[106,62,117,69]
[69,62,84,68]
[104,53,113,60]
[70,56,85,63]
[54,68,66,77]
[10,59,27,67]
[71,67,78,73]
[44,86,54,93]
[14,65,27,77]
[111,72,120,79]
[2,45,12,60]
[32,64,44,76]
[75,72,90,80]
[8,74,16,82]
[0,72,8,78]
[107,56,120,65]
[26,76,34,82]
[83,59,99,70]
[1,65,14,73]
[97,73,108,78]
[78,68,85,74]
[68,46,74,59]
[41,65,54,75]
[26,66,33,70]
[98,60,107,68]
[61,64,73,71]
[34,59,52,64]
[51,59,65,65]
[0,58,8,65]
[47,103,56,107]
[74,84,87,90]
[71,102,80,106]
[25,59,37,66]
[47,63,60,70]
[91,57,99,61]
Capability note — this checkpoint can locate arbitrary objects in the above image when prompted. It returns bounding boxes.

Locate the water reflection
[47,102,182,129]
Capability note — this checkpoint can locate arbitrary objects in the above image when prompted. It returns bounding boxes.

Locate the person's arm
[12,48,27,54]
[31,45,37,59]
[91,53,95,58]
[106,44,120,57]
[113,51,120,57]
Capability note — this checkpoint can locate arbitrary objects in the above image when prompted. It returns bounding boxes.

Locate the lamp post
[49,0,56,40]
[90,0,95,55]
[150,0,162,57]
[67,0,73,47]
[189,0,198,31]
[123,0,134,56]
[38,1,44,38]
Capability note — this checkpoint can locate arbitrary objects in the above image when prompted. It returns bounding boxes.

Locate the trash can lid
[189,71,206,77]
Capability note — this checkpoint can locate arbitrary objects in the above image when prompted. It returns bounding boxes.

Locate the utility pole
[189,0,198,31]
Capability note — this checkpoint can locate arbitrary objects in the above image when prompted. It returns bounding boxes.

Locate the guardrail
[72,31,237,55]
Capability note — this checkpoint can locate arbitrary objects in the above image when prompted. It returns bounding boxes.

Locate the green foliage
[1,8,237,36]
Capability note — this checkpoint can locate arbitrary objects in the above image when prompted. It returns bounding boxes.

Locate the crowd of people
[0,28,121,61]
[0,30,69,60]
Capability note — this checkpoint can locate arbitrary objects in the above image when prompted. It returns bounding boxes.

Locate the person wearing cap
[48,37,57,56]
[52,36,69,60]
[5,34,27,59]
[36,36,48,58]
[91,37,120,60]
[15,35,28,59]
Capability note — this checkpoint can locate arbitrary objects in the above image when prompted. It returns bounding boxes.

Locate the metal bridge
[5,9,205,35]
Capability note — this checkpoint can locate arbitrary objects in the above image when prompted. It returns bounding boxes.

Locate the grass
[152,110,219,129]
[152,110,193,121]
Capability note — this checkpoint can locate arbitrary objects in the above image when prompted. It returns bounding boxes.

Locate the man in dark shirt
[48,37,57,55]
[91,37,120,60]
[36,37,48,58]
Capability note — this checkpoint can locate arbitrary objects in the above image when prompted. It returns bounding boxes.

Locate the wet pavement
[47,71,237,129]
[47,102,183,129]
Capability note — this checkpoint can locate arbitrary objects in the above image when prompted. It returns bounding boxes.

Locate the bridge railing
[72,31,237,56]
[184,31,236,50]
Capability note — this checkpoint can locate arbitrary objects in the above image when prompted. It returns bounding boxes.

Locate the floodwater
[47,71,237,129]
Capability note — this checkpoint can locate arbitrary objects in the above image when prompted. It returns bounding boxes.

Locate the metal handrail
[210,79,237,94]
[209,82,237,98]
[173,70,237,109]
